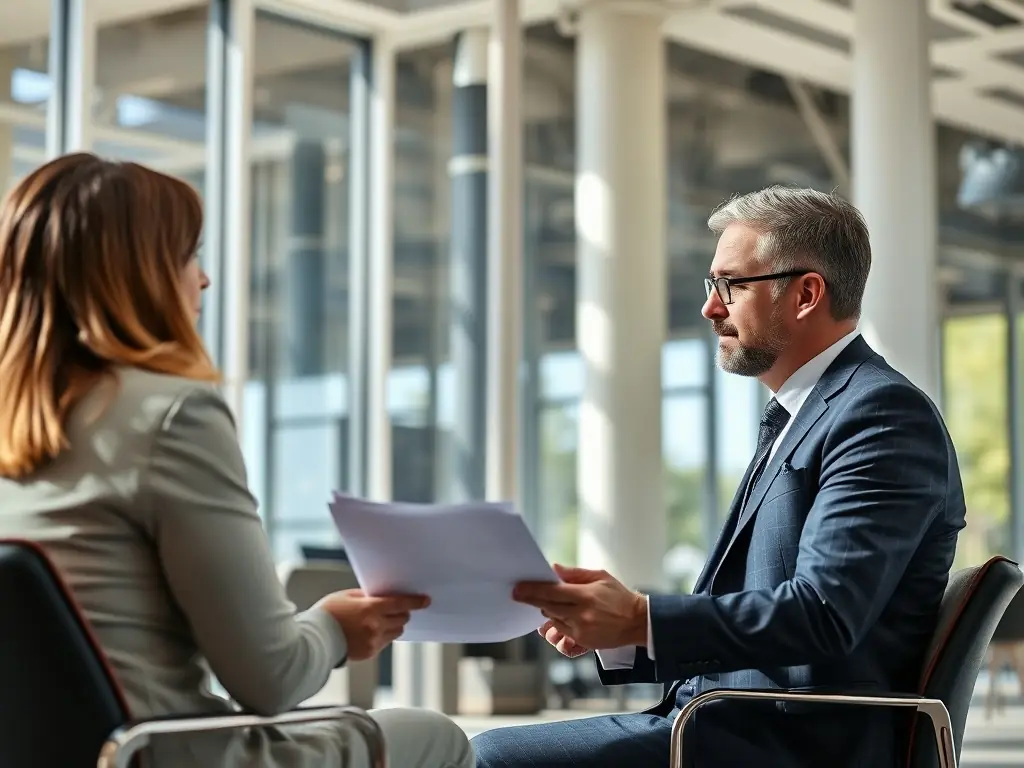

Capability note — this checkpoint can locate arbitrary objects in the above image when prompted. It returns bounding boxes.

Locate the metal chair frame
[96,705,387,768]
[669,689,955,768]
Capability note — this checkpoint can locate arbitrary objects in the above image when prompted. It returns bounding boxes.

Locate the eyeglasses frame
[704,270,816,306]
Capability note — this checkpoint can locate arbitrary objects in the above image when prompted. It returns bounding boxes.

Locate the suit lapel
[702,335,876,589]
[722,391,828,554]
[692,460,755,594]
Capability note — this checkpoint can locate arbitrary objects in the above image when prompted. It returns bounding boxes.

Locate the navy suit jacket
[598,336,967,767]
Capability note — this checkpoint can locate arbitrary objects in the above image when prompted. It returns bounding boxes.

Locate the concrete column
[287,141,326,376]
[852,0,939,402]
[575,1,667,591]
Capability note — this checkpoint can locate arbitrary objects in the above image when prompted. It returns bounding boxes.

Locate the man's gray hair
[707,185,871,321]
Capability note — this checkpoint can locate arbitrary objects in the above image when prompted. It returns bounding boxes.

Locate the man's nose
[701,290,727,320]
[200,270,211,289]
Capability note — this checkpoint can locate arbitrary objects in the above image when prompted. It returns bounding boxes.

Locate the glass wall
[0,8,50,194]
[937,124,1024,568]
[943,306,1011,566]
[389,41,453,507]
[242,14,361,561]
[93,7,207,184]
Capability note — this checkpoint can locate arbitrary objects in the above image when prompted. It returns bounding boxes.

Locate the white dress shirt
[595,329,862,671]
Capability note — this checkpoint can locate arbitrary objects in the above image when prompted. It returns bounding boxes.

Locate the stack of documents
[328,493,558,643]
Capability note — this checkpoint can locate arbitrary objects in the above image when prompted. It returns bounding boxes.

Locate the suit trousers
[471,711,676,768]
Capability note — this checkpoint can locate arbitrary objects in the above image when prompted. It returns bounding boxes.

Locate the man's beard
[713,312,787,377]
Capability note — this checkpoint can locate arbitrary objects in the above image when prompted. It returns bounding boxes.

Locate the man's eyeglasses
[704,270,813,306]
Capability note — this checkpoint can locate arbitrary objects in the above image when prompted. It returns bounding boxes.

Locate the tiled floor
[961,698,1024,767]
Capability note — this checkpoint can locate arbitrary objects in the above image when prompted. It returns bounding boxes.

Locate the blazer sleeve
[646,380,956,683]
[139,386,348,715]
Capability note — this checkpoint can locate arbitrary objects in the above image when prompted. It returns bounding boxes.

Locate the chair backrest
[991,588,1024,642]
[909,555,1023,768]
[280,561,360,612]
[0,540,128,767]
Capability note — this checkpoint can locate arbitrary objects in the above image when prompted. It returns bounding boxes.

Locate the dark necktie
[697,397,792,596]
[741,397,791,511]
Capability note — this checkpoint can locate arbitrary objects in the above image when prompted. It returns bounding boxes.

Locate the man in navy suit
[471,186,966,767]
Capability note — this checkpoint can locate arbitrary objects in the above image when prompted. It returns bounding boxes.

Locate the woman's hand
[318,589,430,661]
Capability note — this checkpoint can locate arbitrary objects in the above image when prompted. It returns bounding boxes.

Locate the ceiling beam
[665,4,1024,146]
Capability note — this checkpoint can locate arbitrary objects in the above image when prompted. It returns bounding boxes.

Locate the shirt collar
[773,329,861,418]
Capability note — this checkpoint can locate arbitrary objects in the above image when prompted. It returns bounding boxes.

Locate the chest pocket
[751,465,814,581]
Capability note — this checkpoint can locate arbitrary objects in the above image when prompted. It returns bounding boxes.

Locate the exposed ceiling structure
[240,0,1024,147]
[0,0,1018,348]
[1,0,1023,167]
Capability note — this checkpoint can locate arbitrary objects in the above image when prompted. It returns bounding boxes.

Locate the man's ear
[794,274,827,321]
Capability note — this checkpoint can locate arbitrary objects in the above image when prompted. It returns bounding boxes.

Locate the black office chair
[669,556,1024,768]
[0,539,386,768]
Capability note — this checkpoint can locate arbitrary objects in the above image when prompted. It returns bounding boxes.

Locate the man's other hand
[539,620,590,658]
[513,563,646,651]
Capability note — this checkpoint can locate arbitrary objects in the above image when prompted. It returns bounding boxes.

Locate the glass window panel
[1,26,51,194]
[93,8,207,188]
[271,421,343,525]
[540,351,583,401]
[245,14,357,536]
[270,524,340,564]
[390,42,451,505]
[663,337,708,389]
[944,311,1011,567]
[663,394,708,592]
[539,404,579,565]
[715,364,761,519]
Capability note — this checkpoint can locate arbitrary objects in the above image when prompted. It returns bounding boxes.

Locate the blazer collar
[700,335,877,590]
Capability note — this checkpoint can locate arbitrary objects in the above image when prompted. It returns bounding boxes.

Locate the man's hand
[318,589,430,661]
[513,563,647,651]
[539,620,591,658]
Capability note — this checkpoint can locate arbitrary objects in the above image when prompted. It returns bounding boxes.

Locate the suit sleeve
[595,596,659,683]
[139,387,347,715]
[645,381,956,683]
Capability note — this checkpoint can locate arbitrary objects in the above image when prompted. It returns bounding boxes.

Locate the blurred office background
[4,0,1024,759]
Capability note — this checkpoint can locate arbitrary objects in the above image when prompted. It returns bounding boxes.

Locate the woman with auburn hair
[0,153,474,768]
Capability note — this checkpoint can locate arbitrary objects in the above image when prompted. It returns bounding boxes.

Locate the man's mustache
[713,321,738,337]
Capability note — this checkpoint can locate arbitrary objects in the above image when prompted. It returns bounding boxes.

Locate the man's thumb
[553,563,601,583]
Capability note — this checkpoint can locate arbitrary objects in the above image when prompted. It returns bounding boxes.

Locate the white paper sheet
[327,493,558,643]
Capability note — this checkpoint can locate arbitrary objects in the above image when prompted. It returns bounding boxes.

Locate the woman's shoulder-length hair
[0,152,219,479]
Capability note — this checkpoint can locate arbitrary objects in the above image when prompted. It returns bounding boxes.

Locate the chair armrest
[669,688,956,768]
[96,705,384,768]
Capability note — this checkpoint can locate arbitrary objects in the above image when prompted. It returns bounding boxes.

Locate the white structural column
[852,0,939,403]
[213,0,255,423]
[486,0,523,507]
[576,1,667,591]
[46,0,95,156]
